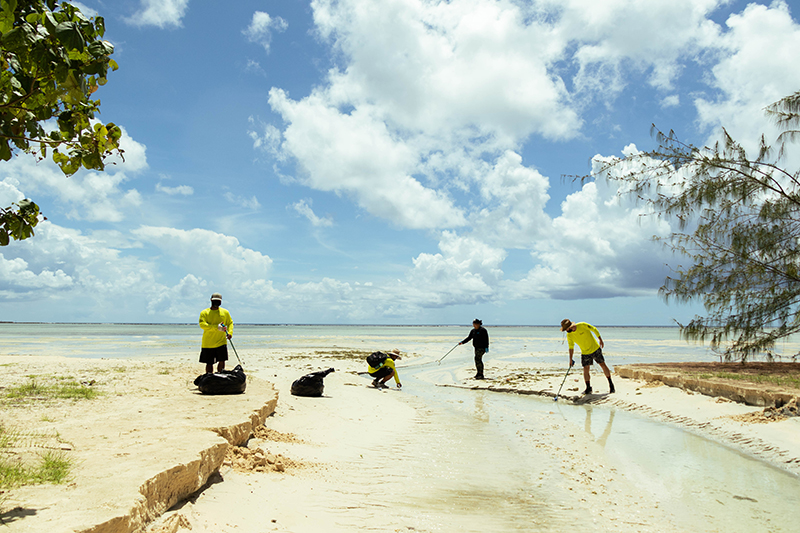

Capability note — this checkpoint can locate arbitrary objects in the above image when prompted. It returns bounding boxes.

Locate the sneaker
[475,374,485,380]
[372,379,381,388]
[583,384,592,395]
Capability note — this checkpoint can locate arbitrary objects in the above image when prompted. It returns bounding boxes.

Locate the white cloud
[243,11,288,53]
[694,1,800,150]
[661,95,680,108]
[248,117,283,157]
[126,0,190,29]
[131,226,273,284]
[224,192,261,210]
[270,89,466,229]
[0,153,142,223]
[292,199,334,227]
[156,183,194,196]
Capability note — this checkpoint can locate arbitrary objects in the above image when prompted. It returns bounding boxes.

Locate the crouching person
[367,349,402,389]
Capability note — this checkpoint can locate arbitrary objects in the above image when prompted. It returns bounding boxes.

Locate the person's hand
[226,333,232,340]
[599,339,604,349]
[217,323,227,332]
[397,382,402,388]
[569,359,575,367]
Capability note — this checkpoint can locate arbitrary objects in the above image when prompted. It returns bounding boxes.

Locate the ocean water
[5,323,798,362]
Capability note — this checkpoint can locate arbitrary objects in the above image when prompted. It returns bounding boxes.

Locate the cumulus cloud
[694,1,800,150]
[131,226,273,283]
[243,11,288,52]
[5,0,799,323]
[126,0,190,29]
[270,89,466,229]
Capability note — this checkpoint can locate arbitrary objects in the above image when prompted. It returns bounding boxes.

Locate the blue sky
[1,0,799,325]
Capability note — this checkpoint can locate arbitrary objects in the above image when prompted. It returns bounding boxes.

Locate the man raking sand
[561,319,615,395]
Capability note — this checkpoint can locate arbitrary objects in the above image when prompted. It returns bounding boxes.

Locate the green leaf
[87,40,113,57]
[94,16,105,37]
[0,0,17,34]
[55,21,85,52]
[0,138,11,160]
[43,11,57,35]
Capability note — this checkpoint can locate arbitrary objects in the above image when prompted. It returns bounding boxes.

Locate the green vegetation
[695,371,800,390]
[598,90,800,361]
[1,0,120,246]
[0,425,72,490]
[4,376,99,400]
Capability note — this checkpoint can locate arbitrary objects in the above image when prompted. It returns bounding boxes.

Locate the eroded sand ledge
[0,356,278,533]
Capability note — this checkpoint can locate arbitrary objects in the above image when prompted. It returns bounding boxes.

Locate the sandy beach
[2,334,800,533]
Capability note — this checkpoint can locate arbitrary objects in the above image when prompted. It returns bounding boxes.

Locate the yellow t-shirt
[368,356,400,384]
[199,307,234,349]
[567,322,601,354]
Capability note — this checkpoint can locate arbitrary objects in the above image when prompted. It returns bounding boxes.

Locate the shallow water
[3,324,800,531]
[404,360,800,532]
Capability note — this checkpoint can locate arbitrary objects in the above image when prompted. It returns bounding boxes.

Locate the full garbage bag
[290,368,335,397]
[194,364,247,395]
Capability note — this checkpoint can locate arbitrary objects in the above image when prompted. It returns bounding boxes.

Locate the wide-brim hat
[560,319,572,331]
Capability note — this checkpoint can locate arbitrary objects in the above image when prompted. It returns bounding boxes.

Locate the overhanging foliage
[595,91,800,361]
[0,0,120,245]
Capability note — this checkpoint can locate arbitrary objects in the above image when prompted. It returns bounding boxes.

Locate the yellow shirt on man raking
[566,322,601,354]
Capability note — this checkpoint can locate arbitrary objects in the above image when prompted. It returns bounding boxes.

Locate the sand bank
[0,355,277,533]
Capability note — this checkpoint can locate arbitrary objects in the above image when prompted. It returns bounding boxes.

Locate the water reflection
[583,405,615,448]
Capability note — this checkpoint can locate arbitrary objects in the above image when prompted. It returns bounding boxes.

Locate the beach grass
[0,425,73,490]
[697,371,800,390]
[4,376,99,401]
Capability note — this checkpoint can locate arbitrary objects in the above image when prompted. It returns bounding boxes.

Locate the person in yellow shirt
[368,349,402,389]
[560,319,614,395]
[199,292,234,374]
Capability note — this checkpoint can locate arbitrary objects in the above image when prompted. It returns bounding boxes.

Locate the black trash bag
[290,368,335,397]
[194,364,247,395]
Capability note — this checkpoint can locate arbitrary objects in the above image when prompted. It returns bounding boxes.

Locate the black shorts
[369,366,393,379]
[581,348,605,367]
[199,345,228,364]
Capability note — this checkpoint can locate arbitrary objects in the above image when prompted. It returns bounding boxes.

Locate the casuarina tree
[0,0,121,245]
[593,90,800,362]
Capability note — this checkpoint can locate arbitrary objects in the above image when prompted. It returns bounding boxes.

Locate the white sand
[2,344,798,533]
[149,349,800,533]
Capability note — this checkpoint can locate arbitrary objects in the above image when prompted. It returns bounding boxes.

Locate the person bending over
[561,319,614,395]
[368,349,402,389]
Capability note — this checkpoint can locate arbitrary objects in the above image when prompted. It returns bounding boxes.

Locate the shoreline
[2,350,799,532]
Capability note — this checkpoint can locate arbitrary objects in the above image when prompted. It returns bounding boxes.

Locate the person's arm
[587,324,603,348]
[459,329,475,345]
[199,310,215,331]
[387,358,402,387]
[224,311,234,339]
[567,334,575,366]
